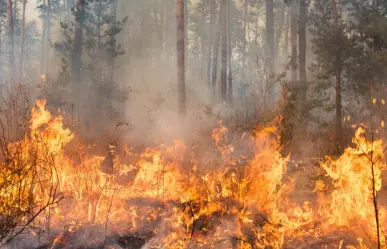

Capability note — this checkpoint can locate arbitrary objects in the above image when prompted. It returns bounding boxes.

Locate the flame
[1,100,385,248]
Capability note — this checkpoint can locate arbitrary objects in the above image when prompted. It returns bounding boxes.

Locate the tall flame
[1,100,385,249]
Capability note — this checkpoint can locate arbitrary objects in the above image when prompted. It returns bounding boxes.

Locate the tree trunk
[220,0,227,102]
[331,0,342,151]
[0,23,3,81]
[6,0,15,78]
[284,8,290,58]
[207,0,213,88]
[207,0,216,89]
[184,0,188,71]
[13,0,17,16]
[290,0,298,84]
[227,0,232,103]
[40,0,47,75]
[200,0,206,82]
[19,0,27,77]
[45,0,51,74]
[71,0,85,86]
[299,0,307,102]
[265,0,274,75]
[242,0,248,86]
[107,0,117,84]
[212,1,221,96]
[274,1,286,59]
[177,0,186,115]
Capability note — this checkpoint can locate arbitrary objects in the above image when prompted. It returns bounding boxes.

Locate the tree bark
[71,0,85,86]
[177,0,186,115]
[207,0,214,88]
[19,0,27,77]
[284,8,290,58]
[220,0,227,102]
[45,0,51,74]
[211,1,221,96]
[274,1,286,59]
[299,0,307,100]
[331,0,342,151]
[184,0,188,71]
[0,22,3,81]
[13,0,18,27]
[290,0,298,84]
[0,25,4,82]
[6,0,15,78]
[265,0,274,75]
[40,0,47,75]
[227,0,232,103]
[242,0,248,84]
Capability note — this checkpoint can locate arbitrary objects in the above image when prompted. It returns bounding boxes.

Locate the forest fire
[0,100,385,249]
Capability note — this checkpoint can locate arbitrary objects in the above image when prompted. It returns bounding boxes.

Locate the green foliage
[46,0,129,127]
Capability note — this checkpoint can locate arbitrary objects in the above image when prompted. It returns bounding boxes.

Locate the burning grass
[0,100,386,248]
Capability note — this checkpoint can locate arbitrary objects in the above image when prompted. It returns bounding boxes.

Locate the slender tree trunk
[299,0,307,99]
[6,0,15,78]
[184,0,188,71]
[107,0,117,84]
[207,0,214,88]
[13,0,18,27]
[200,0,206,82]
[19,0,27,77]
[45,0,51,74]
[177,0,186,115]
[162,0,168,59]
[290,0,298,84]
[71,0,85,86]
[220,0,227,102]
[274,1,285,59]
[227,0,232,102]
[242,0,248,84]
[13,0,18,74]
[207,0,215,88]
[284,8,290,58]
[265,0,274,75]
[0,23,3,81]
[331,0,342,151]
[40,0,47,74]
[159,1,165,58]
[212,1,221,95]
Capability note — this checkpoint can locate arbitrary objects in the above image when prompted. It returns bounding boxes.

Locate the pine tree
[6,0,15,78]
[177,0,186,114]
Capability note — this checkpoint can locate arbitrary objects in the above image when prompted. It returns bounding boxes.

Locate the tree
[220,0,227,102]
[19,0,26,77]
[177,0,186,114]
[290,0,297,84]
[37,0,63,75]
[265,0,274,75]
[227,0,232,102]
[212,0,221,96]
[207,0,214,88]
[331,0,342,151]
[6,0,15,78]
[242,0,248,85]
[107,0,118,84]
[53,0,127,123]
[298,0,307,116]
[71,0,84,87]
[39,0,48,74]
